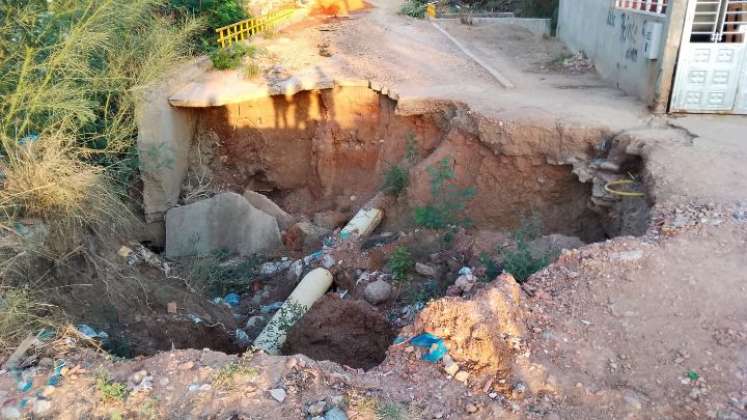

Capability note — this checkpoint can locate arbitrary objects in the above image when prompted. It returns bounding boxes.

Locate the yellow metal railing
[215,8,296,48]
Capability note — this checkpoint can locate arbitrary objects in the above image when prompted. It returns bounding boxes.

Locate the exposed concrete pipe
[253,268,333,354]
[339,192,392,241]
[339,208,383,240]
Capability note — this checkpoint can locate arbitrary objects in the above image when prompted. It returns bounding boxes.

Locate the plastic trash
[187,314,203,324]
[324,407,348,420]
[303,250,324,265]
[409,332,448,363]
[260,260,292,276]
[321,254,336,269]
[19,134,39,145]
[76,324,99,339]
[224,293,241,307]
[458,266,473,276]
[235,329,250,346]
[77,324,109,346]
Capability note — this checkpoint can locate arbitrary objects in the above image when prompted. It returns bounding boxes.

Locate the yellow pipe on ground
[253,268,333,354]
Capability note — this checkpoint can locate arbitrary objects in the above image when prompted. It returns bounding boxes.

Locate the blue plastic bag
[224,293,241,307]
[409,332,448,363]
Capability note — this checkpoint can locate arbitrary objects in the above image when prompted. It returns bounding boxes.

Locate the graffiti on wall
[606,8,654,63]
[620,13,641,44]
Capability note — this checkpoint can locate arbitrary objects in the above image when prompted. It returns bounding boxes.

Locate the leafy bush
[382,165,409,196]
[210,43,256,70]
[413,158,476,229]
[501,241,549,283]
[165,0,247,51]
[400,0,427,18]
[388,246,414,283]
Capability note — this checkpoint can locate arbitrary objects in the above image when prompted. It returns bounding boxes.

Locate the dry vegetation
[0,0,199,353]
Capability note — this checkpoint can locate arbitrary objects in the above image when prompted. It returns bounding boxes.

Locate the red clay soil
[282,294,395,369]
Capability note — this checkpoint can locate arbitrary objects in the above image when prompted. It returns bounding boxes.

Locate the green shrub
[388,246,414,283]
[478,252,501,282]
[413,158,476,229]
[210,43,255,70]
[501,241,549,283]
[500,217,555,283]
[96,371,128,402]
[382,165,409,196]
[400,0,427,18]
[165,0,248,51]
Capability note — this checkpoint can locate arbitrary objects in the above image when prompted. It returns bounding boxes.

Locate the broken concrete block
[164,192,281,257]
[243,190,295,230]
[284,222,331,252]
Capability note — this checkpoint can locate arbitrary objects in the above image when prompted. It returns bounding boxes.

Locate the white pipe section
[339,208,383,240]
[253,268,333,354]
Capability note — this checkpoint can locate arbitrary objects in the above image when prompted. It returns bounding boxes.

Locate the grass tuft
[388,246,414,283]
[210,43,256,70]
[382,165,409,196]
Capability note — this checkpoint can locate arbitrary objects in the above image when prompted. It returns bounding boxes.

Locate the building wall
[558,0,668,105]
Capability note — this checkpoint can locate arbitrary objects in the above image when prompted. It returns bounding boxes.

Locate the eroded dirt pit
[94,85,654,370]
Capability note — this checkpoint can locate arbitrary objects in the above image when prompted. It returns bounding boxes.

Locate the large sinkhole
[110,85,651,366]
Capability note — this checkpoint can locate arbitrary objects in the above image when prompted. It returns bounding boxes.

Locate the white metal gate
[671,0,747,113]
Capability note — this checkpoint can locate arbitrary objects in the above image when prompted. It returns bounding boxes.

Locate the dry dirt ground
[2,1,747,419]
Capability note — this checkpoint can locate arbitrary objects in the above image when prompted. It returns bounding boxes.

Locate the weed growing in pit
[404,279,441,306]
[413,157,476,229]
[0,289,59,354]
[388,246,414,283]
[187,249,261,296]
[501,217,557,283]
[96,371,128,402]
[213,354,258,390]
[405,132,419,163]
[479,252,502,282]
[382,165,410,196]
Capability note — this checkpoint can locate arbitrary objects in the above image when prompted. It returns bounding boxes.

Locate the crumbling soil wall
[190,86,622,239]
[193,86,445,215]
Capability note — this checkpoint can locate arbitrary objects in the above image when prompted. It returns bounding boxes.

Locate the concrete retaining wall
[558,0,667,105]
[437,17,552,36]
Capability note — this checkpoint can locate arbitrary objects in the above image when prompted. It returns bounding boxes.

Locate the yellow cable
[604,179,645,198]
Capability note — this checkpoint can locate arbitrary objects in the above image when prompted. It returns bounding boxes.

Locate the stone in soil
[363,279,392,305]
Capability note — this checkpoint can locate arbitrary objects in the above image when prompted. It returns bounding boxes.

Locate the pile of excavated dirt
[282,295,395,369]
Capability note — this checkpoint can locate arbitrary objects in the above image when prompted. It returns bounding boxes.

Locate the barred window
[615,0,668,15]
